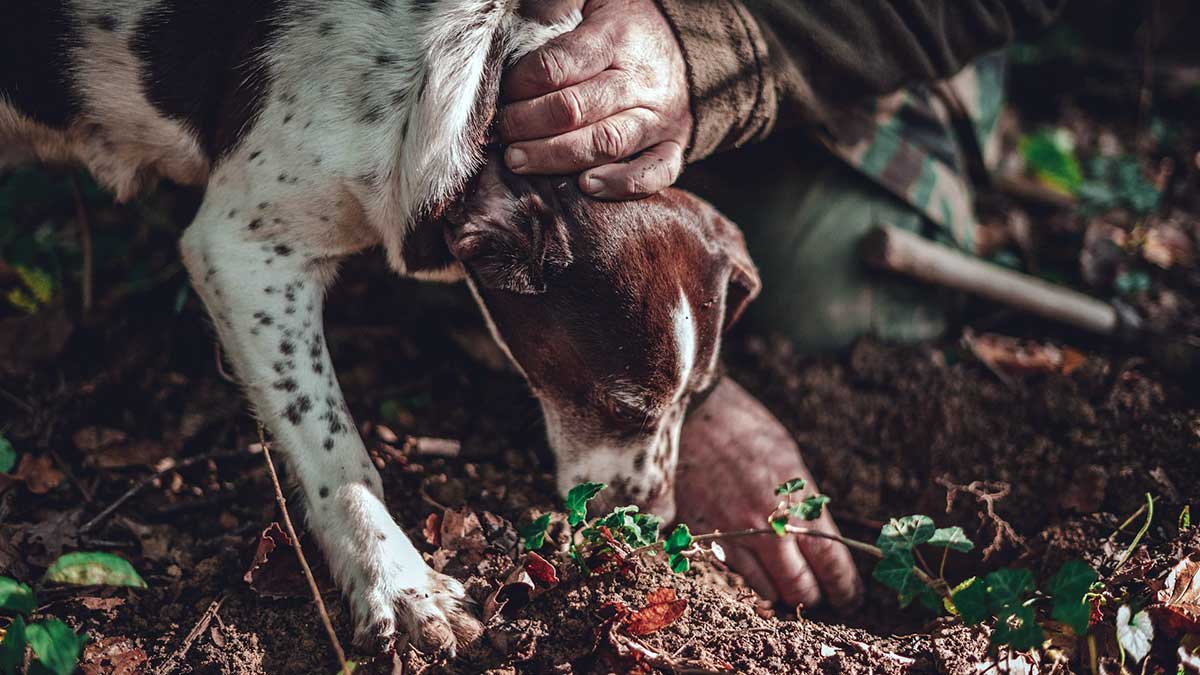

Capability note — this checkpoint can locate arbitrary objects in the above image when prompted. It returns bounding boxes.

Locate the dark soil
[2,252,1197,673]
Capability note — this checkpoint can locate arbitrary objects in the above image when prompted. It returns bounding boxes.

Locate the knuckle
[592,122,627,162]
[553,89,586,128]
[535,48,568,87]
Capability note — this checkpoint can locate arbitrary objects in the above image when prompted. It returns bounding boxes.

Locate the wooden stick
[860,225,1120,336]
[257,424,351,675]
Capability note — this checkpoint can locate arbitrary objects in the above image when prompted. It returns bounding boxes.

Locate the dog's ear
[696,198,760,332]
[445,161,572,294]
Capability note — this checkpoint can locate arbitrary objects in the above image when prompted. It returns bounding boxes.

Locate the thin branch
[80,449,244,534]
[154,593,226,675]
[70,172,94,317]
[258,424,350,675]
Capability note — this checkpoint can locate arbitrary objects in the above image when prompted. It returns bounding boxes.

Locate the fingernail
[506,147,527,171]
[582,175,603,194]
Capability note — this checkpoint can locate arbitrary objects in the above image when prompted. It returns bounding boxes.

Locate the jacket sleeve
[654,0,1067,161]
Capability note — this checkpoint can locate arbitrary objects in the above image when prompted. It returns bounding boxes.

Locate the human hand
[499,0,692,200]
[675,379,864,610]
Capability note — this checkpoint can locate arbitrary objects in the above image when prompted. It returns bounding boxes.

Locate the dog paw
[345,552,482,657]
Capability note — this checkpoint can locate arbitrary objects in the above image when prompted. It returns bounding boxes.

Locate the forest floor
[3,10,1200,675]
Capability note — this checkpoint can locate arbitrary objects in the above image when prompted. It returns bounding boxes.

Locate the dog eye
[605,399,646,425]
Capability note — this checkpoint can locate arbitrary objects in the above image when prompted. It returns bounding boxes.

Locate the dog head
[446,159,759,521]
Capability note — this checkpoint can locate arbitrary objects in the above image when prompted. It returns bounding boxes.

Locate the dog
[1,0,760,655]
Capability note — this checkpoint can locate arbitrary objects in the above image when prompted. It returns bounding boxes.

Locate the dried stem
[70,173,93,317]
[257,424,350,675]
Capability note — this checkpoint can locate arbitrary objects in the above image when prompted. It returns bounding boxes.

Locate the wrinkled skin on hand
[676,378,864,610]
[500,0,692,200]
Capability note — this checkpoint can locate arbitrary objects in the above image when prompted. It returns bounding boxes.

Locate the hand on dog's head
[446,155,759,520]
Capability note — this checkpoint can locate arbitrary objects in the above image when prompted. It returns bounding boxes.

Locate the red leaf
[423,513,442,547]
[624,588,688,636]
[524,552,559,586]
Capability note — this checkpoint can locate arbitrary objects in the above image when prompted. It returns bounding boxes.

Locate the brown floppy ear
[445,158,572,294]
[695,198,761,332]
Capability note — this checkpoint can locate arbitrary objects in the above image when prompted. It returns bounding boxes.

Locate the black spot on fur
[228,209,238,218]
[323,437,335,451]
[280,340,295,356]
[258,202,270,210]
[319,485,330,498]
[264,286,276,294]
[282,113,293,124]
[317,20,336,36]
[91,14,119,31]
[273,244,292,256]
[248,218,263,231]
[273,377,298,392]
[249,150,262,161]
[132,0,287,159]
[376,532,387,541]
[312,362,324,375]
[374,52,395,67]
[1,1,82,128]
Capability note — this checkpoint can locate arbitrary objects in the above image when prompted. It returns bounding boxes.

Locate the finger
[746,535,822,610]
[498,69,635,142]
[796,511,865,611]
[506,108,658,174]
[725,546,777,603]
[580,140,684,199]
[502,23,614,102]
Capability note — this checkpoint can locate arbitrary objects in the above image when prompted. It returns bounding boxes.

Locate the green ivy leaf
[789,495,830,521]
[917,585,943,615]
[1020,129,1082,194]
[1048,560,1099,634]
[992,605,1045,651]
[876,515,935,555]
[775,478,807,496]
[564,482,606,527]
[769,515,788,537]
[0,435,14,474]
[984,568,1034,612]
[42,552,148,589]
[1180,505,1191,531]
[519,514,552,551]
[26,619,86,675]
[951,577,989,625]
[927,526,974,553]
[0,615,27,675]
[668,553,690,574]
[632,513,663,548]
[0,577,35,614]
[663,524,693,555]
[873,551,923,601]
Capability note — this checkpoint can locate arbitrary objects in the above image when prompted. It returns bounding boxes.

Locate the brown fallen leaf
[1151,558,1200,637]
[80,636,148,675]
[242,523,332,599]
[13,454,65,494]
[963,331,1085,378]
[73,426,167,469]
[624,587,688,636]
[524,552,559,587]
[423,512,442,547]
[483,564,535,622]
[439,508,487,552]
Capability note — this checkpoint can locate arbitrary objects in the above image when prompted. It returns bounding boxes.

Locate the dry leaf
[80,636,148,675]
[242,523,327,599]
[524,552,559,587]
[964,332,1084,378]
[14,454,65,494]
[1151,558,1200,637]
[483,565,535,622]
[423,512,442,547]
[439,509,486,552]
[624,587,688,636]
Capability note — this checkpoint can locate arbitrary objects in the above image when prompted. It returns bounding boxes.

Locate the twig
[937,476,1026,559]
[629,524,949,600]
[79,450,244,534]
[70,172,93,317]
[1112,493,1155,574]
[258,423,350,675]
[609,630,730,674]
[154,593,226,675]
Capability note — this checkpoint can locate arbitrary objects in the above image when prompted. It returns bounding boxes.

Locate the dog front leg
[179,186,480,655]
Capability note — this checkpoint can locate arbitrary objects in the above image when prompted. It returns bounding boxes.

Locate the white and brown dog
[1,0,760,655]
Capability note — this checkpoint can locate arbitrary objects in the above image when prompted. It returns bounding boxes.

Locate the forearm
[656,0,1067,161]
